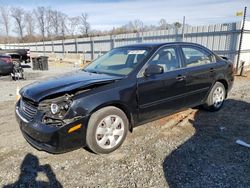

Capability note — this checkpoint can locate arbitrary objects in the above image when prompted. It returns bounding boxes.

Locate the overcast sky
[0,0,249,30]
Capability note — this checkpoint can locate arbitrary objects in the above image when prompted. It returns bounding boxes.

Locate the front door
[137,46,186,122]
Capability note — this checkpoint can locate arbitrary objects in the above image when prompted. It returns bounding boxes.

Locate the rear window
[182,46,214,67]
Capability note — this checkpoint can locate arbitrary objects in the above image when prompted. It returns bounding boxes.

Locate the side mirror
[144,64,164,77]
[220,56,228,61]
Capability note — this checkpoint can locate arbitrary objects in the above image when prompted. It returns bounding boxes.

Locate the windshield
[84,47,150,76]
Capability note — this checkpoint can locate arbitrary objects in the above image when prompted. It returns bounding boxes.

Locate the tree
[133,19,144,32]
[35,7,46,40]
[46,8,54,38]
[25,11,35,36]
[68,16,80,36]
[0,6,11,43]
[159,18,169,30]
[50,10,60,37]
[58,12,68,38]
[174,22,182,29]
[127,19,144,32]
[11,7,25,41]
[35,6,46,54]
[80,13,90,36]
[110,26,128,35]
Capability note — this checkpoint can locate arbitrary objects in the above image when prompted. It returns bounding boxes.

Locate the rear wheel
[203,82,226,111]
[86,106,129,154]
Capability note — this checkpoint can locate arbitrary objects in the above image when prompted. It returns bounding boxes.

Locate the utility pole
[236,6,247,73]
[182,16,186,41]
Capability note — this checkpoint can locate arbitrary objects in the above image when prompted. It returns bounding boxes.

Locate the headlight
[40,94,73,126]
[51,103,59,115]
[49,100,71,117]
[39,94,72,117]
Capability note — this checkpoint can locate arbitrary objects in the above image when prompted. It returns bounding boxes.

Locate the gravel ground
[0,64,249,188]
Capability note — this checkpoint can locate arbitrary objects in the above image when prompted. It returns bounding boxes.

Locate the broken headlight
[39,94,73,125]
[50,101,71,116]
[51,103,59,114]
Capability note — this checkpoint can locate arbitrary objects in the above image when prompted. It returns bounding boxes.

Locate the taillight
[230,63,236,74]
[233,66,236,74]
[0,57,12,63]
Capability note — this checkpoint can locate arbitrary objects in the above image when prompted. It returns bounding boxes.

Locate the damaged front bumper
[15,100,90,154]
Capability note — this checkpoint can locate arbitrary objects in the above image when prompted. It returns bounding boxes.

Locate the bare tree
[35,6,46,54]
[25,11,35,36]
[133,19,144,32]
[68,16,80,36]
[127,19,144,32]
[35,7,46,40]
[0,5,189,43]
[11,7,26,41]
[159,18,169,30]
[127,21,133,31]
[58,12,68,38]
[174,22,182,29]
[0,6,11,43]
[50,10,60,37]
[111,26,128,35]
[46,8,54,38]
[80,13,90,36]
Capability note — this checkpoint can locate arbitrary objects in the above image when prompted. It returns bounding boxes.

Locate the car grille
[19,99,38,121]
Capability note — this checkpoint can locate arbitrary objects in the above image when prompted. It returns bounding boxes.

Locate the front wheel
[86,106,129,154]
[203,82,226,111]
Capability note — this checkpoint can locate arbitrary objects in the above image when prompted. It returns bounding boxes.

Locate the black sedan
[0,54,13,75]
[15,42,234,154]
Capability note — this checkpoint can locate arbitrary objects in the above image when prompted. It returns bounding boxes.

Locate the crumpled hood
[20,70,122,103]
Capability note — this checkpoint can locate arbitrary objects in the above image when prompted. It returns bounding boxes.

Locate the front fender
[66,82,138,130]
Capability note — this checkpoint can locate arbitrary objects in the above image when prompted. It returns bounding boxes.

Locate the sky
[0,0,249,30]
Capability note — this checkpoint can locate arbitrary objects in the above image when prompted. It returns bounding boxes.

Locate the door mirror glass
[144,64,163,77]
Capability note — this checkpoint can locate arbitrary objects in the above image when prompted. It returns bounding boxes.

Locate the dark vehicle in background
[0,54,13,75]
[0,48,30,63]
[15,42,234,154]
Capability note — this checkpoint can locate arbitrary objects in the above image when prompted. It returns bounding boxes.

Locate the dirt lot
[0,63,250,188]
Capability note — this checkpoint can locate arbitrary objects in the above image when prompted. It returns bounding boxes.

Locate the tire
[86,106,129,154]
[203,82,226,111]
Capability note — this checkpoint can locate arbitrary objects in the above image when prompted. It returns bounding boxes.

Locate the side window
[127,54,146,66]
[182,46,214,67]
[148,47,181,72]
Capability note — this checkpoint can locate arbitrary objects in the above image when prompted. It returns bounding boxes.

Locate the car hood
[20,70,122,103]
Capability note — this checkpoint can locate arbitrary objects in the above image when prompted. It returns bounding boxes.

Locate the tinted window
[182,46,214,67]
[148,47,181,72]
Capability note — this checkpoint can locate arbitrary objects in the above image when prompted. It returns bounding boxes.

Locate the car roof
[119,42,206,49]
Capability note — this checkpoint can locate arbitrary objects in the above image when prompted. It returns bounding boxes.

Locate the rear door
[179,45,218,107]
[137,45,187,122]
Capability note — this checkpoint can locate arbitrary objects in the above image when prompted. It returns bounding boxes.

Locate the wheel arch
[217,79,228,90]
[89,102,135,132]
[216,79,229,98]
